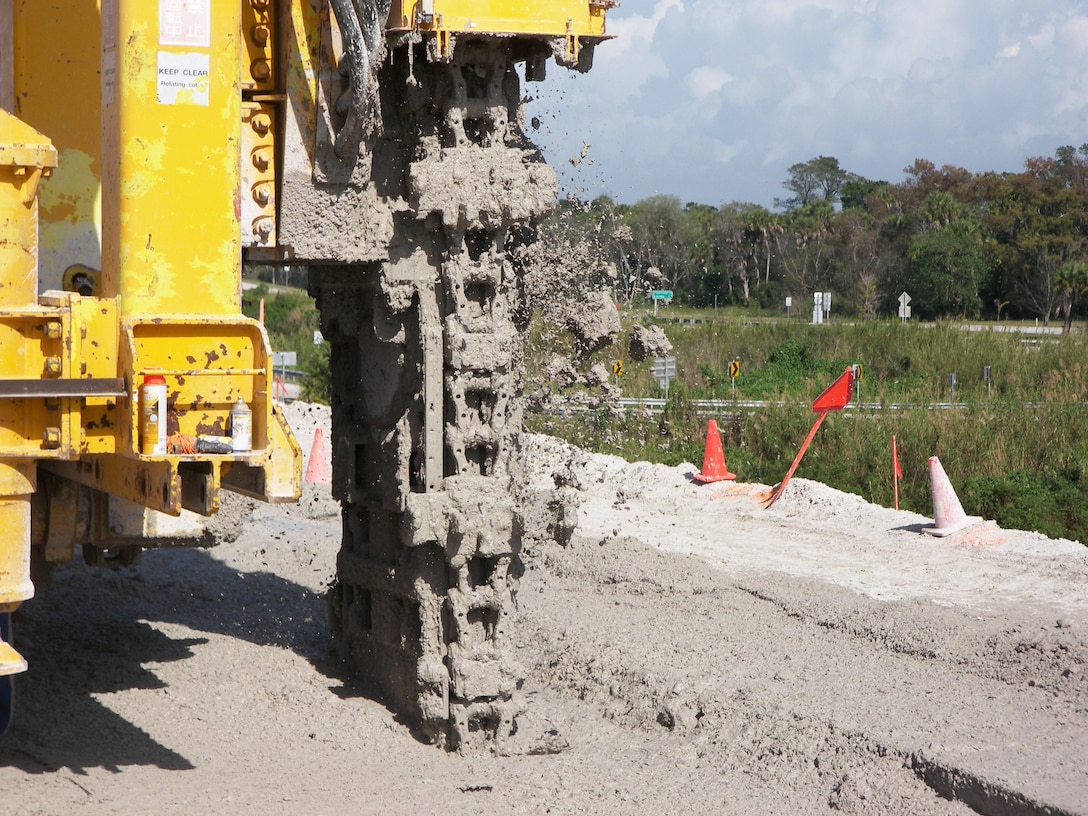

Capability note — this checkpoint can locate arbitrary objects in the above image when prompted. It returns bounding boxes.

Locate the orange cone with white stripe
[924,456,981,536]
[693,420,736,483]
[305,427,331,485]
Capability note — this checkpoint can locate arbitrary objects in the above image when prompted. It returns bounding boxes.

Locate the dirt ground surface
[2,401,1087,815]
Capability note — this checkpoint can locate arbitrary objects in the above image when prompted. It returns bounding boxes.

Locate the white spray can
[230,397,252,452]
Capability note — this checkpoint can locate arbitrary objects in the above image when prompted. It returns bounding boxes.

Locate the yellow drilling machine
[0,1,611,749]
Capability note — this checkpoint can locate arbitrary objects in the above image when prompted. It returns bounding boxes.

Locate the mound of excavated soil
[1,406,1086,815]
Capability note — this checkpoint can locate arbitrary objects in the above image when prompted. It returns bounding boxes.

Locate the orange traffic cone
[305,427,331,485]
[923,456,981,536]
[693,419,736,483]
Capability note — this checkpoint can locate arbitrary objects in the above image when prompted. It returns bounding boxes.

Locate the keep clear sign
[157,51,210,106]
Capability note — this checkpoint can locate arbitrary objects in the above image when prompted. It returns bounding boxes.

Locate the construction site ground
[2,400,1086,815]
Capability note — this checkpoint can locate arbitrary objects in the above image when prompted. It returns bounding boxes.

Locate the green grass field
[526,310,1088,544]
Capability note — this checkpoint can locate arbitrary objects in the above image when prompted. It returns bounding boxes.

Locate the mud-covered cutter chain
[317,39,556,750]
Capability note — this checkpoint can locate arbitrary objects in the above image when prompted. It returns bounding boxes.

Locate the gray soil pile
[2,406,1086,815]
[627,323,672,361]
[563,289,620,356]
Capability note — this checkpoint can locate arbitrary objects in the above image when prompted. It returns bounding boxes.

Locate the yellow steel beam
[45,455,191,517]
[0,460,34,677]
[387,0,613,38]
[10,0,103,294]
[0,0,12,113]
[0,111,57,305]
[101,0,243,316]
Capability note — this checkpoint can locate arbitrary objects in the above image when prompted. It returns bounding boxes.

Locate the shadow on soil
[0,545,347,775]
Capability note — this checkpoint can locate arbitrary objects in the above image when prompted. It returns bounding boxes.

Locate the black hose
[327,0,393,158]
[327,0,370,157]
[353,0,391,55]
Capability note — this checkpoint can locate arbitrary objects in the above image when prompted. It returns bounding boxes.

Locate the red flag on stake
[892,435,902,510]
[763,366,855,508]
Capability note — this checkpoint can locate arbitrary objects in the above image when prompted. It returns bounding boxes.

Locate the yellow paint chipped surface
[102,0,242,316]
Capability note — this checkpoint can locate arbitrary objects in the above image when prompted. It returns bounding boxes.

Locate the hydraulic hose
[328,0,369,157]
[328,0,392,158]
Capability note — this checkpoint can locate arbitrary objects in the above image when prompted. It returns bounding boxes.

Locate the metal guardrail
[615,398,972,413]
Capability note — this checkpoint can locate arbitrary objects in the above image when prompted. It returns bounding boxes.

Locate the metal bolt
[249,0,269,8]
[250,24,270,46]
[250,113,271,136]
[43,427,61,449]
[253,217,274,242]
[44,356,62,376]
[253,184,270,206]
[44,321,63,339]
[250,59,271,82]
[252,148,270,172]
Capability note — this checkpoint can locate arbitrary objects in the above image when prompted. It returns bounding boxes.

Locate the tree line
[549,147,1088,331]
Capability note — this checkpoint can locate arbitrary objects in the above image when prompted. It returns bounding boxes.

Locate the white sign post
[652,356,677,401]
[898,291,912,322]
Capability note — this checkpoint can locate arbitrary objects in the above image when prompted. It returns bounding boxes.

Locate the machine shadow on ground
[0,544,358,775]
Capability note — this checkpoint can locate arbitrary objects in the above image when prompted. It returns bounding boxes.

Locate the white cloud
[603,0,685,58]
[530,1,1088,207]
[688,66,734,99]
[907,58,954,84]
[760,0,853,23]
[1059,15,1088,50]
[999,120,1053,152]
[1056,78,1088,117]
[1026,24,1055,50]
[712,139,747,164]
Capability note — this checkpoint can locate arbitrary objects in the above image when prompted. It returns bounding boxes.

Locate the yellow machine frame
[0,0,302,680]
[388,0,612,61]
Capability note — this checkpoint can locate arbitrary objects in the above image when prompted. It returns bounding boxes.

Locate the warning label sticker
[159,0,211,48]
[157,51,210,106]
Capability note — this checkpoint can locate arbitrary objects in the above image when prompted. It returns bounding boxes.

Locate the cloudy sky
[526,0,1088,209]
